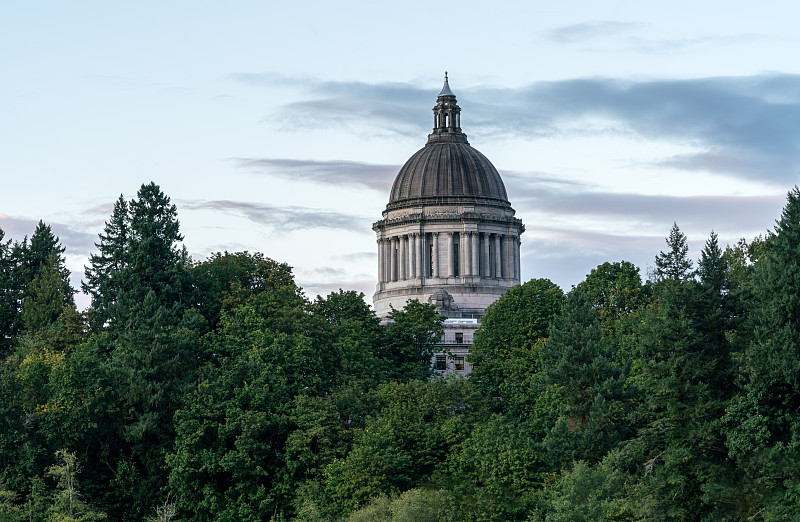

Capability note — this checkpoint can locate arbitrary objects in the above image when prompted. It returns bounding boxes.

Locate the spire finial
[439,72,454,96]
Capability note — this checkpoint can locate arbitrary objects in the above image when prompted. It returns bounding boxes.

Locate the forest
[2,181,800,521]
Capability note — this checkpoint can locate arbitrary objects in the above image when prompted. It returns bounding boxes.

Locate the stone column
[482,233,490,278]
[388,237,395,282]
[514,236,521,282]
[494,234,502,279]
[460,232,468,277]
[432,233,439,278]
[446,232,454,278]
[504,234,512,280]
[404,236,408,280]
[377,238,383,283]
[385,238,391,282]
[414,233,422,279]
[471,232,479,277]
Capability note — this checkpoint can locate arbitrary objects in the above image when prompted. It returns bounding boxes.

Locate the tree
[653,222,694,282]
[82,196,129,331]
[4,221,73,342]
[45,449,106,521]
[20,251,75,332]
[626,240,734,519]
[310,290,383,388]
[317,379,466,518]
[190,251,298,333]
[469,278,564,417]
[697,231,726,294]
[724,187,800,518]
[379,300,444,382]
[116,182,191,330]
[0,227,16,353]
[575,261,646,338]
[540,291,630,468]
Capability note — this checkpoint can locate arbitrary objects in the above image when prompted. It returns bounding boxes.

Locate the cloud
[0,215,98,256]
[548,21,640,43]
[509,184,784,234]
[232,73,431,136]
[335,251,376,263]
[298,277,377,301]
[233,158,399,192]
[182,199,367,234]
[546,22,772,54]
[238,73,800,185]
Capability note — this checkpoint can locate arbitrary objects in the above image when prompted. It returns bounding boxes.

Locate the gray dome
[387,141,509,210]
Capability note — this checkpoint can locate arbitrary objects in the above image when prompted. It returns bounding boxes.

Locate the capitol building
[373,74,525,374]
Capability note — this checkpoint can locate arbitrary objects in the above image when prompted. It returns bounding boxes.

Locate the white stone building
[373,75,524,375]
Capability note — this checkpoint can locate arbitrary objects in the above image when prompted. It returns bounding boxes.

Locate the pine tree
[540,291,630,467]
[6,222,73,340]
[83,195,129,331]
[102,183,194,517]
[117,182,190,330]
[724,187,800,518]
[654,222,694,282]
[20,251,74,332]
[0,228,16,352]
[698,231,727,294]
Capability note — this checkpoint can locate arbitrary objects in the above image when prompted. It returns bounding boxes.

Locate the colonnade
[378,231,520,284]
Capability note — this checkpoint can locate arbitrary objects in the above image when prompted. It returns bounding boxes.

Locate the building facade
[373,75,524,374]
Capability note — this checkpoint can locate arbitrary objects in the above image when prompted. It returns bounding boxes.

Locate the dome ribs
[386,142,510,210]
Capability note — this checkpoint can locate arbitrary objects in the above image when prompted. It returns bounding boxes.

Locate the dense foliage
[2,182,800,520]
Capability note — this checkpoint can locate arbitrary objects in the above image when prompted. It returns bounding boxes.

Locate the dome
[388,141,509,210]
[372,74,525,320]
[385,74,510,211]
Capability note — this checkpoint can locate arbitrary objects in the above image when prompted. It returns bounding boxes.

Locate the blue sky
[3,1,800,308]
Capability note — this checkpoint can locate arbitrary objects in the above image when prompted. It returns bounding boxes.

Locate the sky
[3,1,800,309]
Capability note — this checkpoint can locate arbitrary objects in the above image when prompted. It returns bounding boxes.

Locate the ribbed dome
[386,74,510,211]
[387,141,509,210]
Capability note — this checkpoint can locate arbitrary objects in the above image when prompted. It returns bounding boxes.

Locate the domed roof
[386,75,510,211]
[388,141,509,209]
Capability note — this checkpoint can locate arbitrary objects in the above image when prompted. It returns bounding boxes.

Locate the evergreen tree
[653,222,694,282]
[0,227,16,352]
[627,242,734,519]
[20,251,74,332]
[83,195,129,331]
[4,221,73,341]
[540,291,630,468]
[697,231,726,294]
[117,182,190,330]
[90,183,194,518]
[724,187,800,518]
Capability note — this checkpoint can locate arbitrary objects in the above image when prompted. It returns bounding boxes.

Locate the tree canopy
[2,183,800,520]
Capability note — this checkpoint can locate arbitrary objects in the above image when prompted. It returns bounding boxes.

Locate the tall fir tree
[20,251,75,332]
[628,230,736,519]
[6,221,73,341]
[118,182,191,330]
[0,227,16,352]
[83,195,129,331]
[725,187,800,518]
[540,291,630,468]
[654,222,694,282]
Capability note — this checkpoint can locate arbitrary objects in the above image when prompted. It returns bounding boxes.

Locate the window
[455,332,464,344]
[454,357,465,371]
[453,234,460,277]
[435,355,447,371]
[429,239,434,278]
